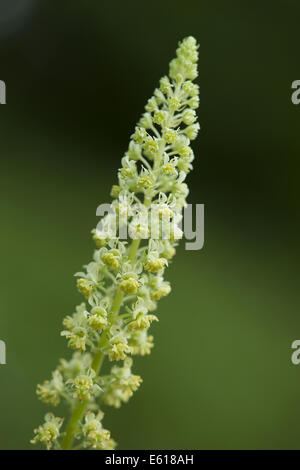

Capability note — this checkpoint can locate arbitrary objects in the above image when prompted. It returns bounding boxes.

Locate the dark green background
[1,0,300,450]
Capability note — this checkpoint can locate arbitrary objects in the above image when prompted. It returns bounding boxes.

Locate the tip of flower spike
[189,36,198,43]
[180,36,199,51]
[169,36,199,81]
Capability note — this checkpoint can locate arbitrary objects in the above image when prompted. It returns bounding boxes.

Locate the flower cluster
[32,36,199,450]
[31,414,63,450]
[101,358,143,408]
[82,411,115,449]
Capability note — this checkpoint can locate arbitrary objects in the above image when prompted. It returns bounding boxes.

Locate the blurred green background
[1,0,300,450]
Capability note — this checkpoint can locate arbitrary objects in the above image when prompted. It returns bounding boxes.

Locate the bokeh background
[1,0,300,450]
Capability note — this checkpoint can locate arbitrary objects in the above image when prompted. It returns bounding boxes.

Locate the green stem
[60,400,86,450]
[61,238,141,450]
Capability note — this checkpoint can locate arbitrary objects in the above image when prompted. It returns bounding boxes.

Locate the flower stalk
[32,36,200,450]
